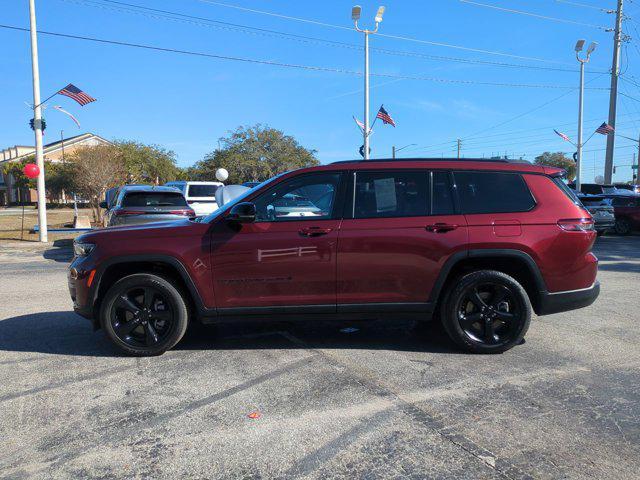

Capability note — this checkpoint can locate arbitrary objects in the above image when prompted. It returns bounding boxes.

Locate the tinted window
[454,172,535,214]
[581,184,601,195]
[188,184,219,197]
[354,171,429,218]
[122,191,187,207]
[253,173,340,222]
[612,197,636,207]
[432,171,455,215]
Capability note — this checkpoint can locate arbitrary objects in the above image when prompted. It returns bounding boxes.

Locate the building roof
[0,133,112,163]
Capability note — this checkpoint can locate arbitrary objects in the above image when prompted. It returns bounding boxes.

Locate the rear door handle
[299,227,333,237]
[425,223,458,233]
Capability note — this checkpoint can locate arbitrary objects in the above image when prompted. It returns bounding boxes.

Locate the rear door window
[432,171,456,215]
[354,171,429,218]
[454,171,535,214]
[122,192,188,207]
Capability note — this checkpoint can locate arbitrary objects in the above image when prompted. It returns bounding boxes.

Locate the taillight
[557,218,595,232]
[114,209,145,216]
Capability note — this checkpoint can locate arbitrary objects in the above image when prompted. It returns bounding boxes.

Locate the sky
[2,0,640,183]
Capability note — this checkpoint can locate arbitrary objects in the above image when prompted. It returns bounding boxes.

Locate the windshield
[201,173,286,223]
[602,187,618,194]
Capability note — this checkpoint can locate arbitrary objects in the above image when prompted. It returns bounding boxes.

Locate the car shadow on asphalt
[0,311,459,357]
[42,239,74,263]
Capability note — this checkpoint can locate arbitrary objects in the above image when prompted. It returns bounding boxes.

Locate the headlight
[73,242,95,257]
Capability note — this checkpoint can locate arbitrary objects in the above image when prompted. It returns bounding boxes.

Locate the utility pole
[352,5,385,160]
[29,0,47,242]
[457,139,461,159]
[604,0,624,184]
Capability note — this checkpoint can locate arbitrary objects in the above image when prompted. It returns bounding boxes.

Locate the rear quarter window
[454,171,535,214]
[188,184,220,197]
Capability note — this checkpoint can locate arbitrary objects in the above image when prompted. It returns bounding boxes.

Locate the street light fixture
[352,5,386,160]
[575,39,597,192]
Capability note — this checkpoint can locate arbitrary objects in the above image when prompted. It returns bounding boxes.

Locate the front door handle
[299,227,333,237]
[425,223,458,233]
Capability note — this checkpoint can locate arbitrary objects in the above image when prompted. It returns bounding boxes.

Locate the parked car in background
[577,194,615,236]
[569,183,633,196]
[610,196,640,235]
[614,183,640,194]
[70,158,599,356]
[100,185,195,227]
[242,181,261,188]
[164,181,223,216]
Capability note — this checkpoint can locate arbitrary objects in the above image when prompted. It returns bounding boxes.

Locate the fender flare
[90,254,211,317]
[428,249,547,303]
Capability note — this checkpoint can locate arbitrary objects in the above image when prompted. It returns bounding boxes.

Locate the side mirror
[99,201,108,209]
[227,202,256,223]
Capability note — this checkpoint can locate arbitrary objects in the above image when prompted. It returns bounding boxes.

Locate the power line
[0,24,611,90]
[554,0,610,12]
[59,0,606,74]
[459,0,609,29]
[193,0,573,65]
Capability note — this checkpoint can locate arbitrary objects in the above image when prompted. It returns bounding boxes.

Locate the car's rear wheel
[614,218,631,235]
[100,273,188,356]
[441,270,531,354]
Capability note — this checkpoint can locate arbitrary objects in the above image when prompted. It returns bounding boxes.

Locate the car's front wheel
[100,273,189,356]
[441,270,531,354]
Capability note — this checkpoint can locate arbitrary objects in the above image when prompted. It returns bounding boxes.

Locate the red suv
[68,159,599,356]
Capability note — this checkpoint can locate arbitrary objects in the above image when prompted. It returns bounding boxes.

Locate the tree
[68,145,127,221]
[534,152,576,181]
[192,125,319,184]
[115,140,185,185]
[0,157,74,201]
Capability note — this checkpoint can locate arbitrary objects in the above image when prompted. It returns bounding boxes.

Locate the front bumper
[536,281,600,316]
[68,257,97,321]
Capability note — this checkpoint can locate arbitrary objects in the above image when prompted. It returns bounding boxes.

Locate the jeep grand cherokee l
[68,159,600,356]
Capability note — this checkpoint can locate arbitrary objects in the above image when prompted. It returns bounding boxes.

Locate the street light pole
[575,40,597,193]
[364,31,370,160]
[352,5,385,160]
[392,143,416,159]
[28,0,48,242]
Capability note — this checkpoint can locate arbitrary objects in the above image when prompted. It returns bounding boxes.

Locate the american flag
[58,84,96,106]
[376,105,396,127]
[595,122,614,135]
[554,129,571,142]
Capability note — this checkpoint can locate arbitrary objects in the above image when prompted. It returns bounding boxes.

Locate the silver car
[101,185,195,227]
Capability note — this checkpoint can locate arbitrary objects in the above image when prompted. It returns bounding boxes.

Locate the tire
[440,270,532,354]
[614,218,631,236]
[100,273,189,356]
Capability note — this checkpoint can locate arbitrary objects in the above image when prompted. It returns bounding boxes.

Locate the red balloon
[23,163,40,179]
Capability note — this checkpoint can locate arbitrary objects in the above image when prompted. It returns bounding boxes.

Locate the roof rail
[329,157,530,165]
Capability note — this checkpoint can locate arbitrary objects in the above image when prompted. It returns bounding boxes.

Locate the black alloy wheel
[456,282,518,346]
[101,273,188,356]
[111,286,175,348]
[441,270,531,354]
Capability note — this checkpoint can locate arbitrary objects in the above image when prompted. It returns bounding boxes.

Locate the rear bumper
[536,281,600,316]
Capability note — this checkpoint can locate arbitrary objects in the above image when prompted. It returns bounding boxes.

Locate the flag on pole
[376,105,396,127]
[353,116,365,132]
[53,106,81,128]
[595,122,614,135]
[554,129,571,143]
[58,84,96,106]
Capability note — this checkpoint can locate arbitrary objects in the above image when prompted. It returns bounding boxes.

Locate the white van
[165,181,223,216]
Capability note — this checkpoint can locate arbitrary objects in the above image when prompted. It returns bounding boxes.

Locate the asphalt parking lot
[0,236,639,479]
